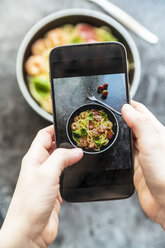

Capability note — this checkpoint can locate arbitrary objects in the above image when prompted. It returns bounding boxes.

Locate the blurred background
[0,0,165,247]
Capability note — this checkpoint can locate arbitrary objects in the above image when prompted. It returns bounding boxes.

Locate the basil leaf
[88,113,94,121]
[94,135,99,141]
[81,128,87,136]
[95,140,101,147]
[101,111,108,119]
[73,130,81,138]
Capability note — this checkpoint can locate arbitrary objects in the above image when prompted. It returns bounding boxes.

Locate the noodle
[71,109,114,151]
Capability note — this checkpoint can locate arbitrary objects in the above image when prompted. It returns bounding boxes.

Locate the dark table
[0,0,165,247]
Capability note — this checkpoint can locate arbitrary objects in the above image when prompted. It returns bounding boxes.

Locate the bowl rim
[65,103,119,155]
[16,8,141,122]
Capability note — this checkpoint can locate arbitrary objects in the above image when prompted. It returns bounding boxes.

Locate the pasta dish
[71,109,114,151]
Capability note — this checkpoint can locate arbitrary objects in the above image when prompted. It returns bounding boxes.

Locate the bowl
[16,8,141,122]
[66,103,119,154]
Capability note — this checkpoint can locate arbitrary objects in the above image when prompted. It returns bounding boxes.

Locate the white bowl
[16,8,141,122]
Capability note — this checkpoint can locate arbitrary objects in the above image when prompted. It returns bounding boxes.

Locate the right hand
[122,100,165,230]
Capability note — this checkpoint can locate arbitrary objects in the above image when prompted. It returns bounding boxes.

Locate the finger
[121,103,161,140]
[131,100,160,122]
[54,198,61,216]
[31,125,55,150]
[42,208,59,246]
[57,191,63,205]
[134,165,145,194]
[26,125,55,164]
[48,141,56,155]
[131,100,149,113]
[42,148,84,184]
[133,146,139,172]
[133,139,139,152]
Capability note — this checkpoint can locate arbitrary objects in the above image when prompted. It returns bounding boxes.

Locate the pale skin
[122,101,165,229]
[0,126,84,248]
[0,100,165,248]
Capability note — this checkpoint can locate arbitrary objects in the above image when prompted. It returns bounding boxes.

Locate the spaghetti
[71,109,114,151]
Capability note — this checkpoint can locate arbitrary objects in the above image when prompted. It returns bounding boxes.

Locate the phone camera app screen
[53,73,133,189]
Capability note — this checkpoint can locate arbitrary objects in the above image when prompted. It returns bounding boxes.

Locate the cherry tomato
[102,90,108,99]
[107,130,114,139]
[103,83,108,90]
[97,85,104,92]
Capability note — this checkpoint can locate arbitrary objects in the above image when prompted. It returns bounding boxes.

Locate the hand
[0,125,83,248]
[122,100,165,230]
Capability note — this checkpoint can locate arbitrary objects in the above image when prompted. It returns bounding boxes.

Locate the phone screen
[50,43,134,202]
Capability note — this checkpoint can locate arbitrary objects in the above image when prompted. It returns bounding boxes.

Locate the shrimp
[25,55,47,76]
[80,137,89,147]
[42,49,50,61]
[74,115,80,122]
[31,38,52,55]
[106,121,113,130]
[46,28,68,46]
[71,122,79,131]
[88,141,95,149]
[80,111,87,119]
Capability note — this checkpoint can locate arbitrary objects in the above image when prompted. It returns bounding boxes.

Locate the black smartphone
[49,42,134,202]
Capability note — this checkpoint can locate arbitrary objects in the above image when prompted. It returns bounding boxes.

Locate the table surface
[0,0,165,247]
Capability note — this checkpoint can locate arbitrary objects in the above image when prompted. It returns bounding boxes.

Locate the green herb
[96,27,117,42]
[88,113,94,121]
[73,130,81,138]
[29,75,50,98]
[103,31,117,41]
[70,36,84,44]
[101,28,117,41]
[100,111,108,119]
[80,128,87,136]
[95,140,101,147]
[94,135,99,141]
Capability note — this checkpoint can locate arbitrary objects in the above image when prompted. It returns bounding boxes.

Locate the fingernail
[123,104,135,113]
[74,148,83,157]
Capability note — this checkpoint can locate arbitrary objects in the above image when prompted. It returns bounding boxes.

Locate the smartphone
[49,42,134,202]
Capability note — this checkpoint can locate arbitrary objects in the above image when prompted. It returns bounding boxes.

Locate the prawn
[25,55,47,76]
[31,38,52,55]
[71,122,79,131]
[46,28,68,46]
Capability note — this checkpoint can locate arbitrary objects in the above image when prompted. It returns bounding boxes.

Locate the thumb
[42,148,83,182]
[121,103,160,139]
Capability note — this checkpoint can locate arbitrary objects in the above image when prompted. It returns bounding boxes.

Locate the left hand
[0,125,83,248]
